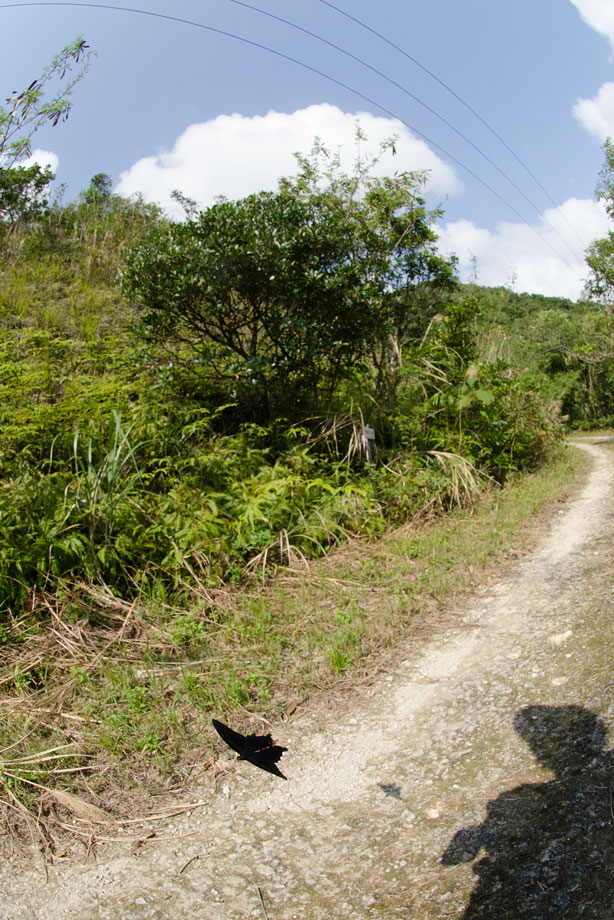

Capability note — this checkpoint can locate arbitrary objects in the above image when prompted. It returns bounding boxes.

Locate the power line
[319,0,588,257]
[0,0,582,268]
[223,0,584,264]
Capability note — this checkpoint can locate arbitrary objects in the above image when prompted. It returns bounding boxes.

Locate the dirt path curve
[3,438,614,920]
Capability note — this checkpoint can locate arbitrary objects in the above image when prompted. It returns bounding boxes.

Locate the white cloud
[115,103,461,215]
[438,197,611,299]
[14,148,60,174]
[573,82,614,141]
[570,3,614,141]
[115,102,607,299]
[569,0,614,50]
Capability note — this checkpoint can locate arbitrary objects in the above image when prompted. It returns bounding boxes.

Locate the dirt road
[2,438,614,920]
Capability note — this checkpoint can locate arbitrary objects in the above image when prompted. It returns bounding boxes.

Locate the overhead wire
[0,0,584,269]
[223,0,585,267]
[319,0,589,256]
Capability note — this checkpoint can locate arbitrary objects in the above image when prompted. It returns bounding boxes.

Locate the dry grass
[307,408,375,464]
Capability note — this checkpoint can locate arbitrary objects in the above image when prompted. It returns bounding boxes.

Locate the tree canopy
[122,139,457,423]
[0,162,53,228]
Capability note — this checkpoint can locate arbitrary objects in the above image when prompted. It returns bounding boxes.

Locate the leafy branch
[0,37,94,167]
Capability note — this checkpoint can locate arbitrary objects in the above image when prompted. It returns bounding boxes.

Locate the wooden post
[363,425,376,462]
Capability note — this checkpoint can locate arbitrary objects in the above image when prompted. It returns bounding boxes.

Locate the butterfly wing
[241,731,275,754]
[212,719,248,756]
[244,746,288,780]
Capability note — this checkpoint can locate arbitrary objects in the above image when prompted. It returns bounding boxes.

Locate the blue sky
[1,0,614,298]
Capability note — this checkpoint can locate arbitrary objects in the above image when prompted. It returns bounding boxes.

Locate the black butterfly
[212,719,288,780]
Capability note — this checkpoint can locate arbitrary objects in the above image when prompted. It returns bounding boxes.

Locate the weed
[170,611,207,649]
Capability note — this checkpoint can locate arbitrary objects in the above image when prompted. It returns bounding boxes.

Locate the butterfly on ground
[212,719,288,780]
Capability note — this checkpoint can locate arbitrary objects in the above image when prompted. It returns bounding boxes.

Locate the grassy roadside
[0,441,588,843]
[203,441,587,701]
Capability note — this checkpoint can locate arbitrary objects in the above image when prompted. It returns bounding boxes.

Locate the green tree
[122,137,457,423]
[286,139,457,401]
[585,138,614,310]
[0,162,53,229]
[80,172,113,208]
[122,188,381,422]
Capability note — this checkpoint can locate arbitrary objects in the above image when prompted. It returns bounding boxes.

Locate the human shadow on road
[441,704,614,919]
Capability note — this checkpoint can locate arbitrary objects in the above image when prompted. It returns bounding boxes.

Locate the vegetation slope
[1,39,614,845]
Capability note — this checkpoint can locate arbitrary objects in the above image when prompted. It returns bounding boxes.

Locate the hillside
[1,153,614,844]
